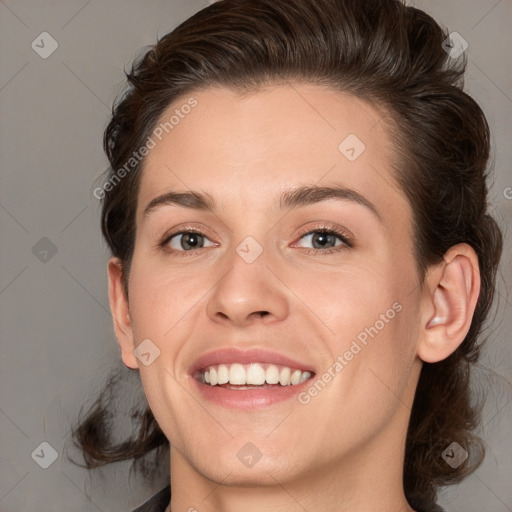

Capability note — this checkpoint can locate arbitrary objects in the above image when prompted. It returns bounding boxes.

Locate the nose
[205,243,289,327]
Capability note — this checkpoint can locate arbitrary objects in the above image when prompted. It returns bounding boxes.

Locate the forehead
[136,84,410,228]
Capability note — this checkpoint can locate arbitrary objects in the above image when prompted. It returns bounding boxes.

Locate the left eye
[296,230,347,250]
[167,232,216,251]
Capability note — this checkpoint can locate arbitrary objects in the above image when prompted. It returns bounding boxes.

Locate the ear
[417,243,481,363]
[107,257,138,369]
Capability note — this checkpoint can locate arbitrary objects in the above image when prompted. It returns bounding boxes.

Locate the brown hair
[70,0,503,508]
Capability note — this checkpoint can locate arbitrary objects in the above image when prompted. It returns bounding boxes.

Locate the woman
[70,0,503,511]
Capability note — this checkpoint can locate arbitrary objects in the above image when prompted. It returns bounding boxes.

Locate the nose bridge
[205,236,289,325]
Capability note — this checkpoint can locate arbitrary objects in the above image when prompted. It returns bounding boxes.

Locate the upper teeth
[201,363,312,386]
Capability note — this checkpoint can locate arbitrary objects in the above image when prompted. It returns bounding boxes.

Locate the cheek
[287,259,407,335]
[337,297,420,418]
[328,306,419,442]
[291,259,419,392]
[127,256,205,339]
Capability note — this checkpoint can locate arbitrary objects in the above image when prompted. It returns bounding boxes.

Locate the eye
[164,230,216,252]
[293,227,353,252]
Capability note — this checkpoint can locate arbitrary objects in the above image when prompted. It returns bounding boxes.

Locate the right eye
[162,230,217,252]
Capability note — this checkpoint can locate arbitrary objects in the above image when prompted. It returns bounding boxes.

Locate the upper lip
[189,347,317,377]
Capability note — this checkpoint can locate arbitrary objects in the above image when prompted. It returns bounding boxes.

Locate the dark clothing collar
[131,485,170,512]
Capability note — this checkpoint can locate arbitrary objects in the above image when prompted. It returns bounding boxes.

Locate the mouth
[189,348,316,409]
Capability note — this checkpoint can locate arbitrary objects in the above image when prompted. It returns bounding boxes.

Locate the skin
[107,84,480,512]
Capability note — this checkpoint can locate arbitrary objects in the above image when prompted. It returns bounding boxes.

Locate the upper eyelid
[295,224,351,238]
[162,225,214,241]
[163,225,347,239]
[164,229,217,245]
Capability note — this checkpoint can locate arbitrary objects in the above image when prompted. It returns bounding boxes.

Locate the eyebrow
[142,185,381,221]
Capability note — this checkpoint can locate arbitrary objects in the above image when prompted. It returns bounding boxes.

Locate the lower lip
[191,377,314,409]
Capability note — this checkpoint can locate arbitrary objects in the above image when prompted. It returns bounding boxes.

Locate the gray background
[0,1,510,510]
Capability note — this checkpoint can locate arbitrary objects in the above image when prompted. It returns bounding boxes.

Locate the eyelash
[159,224,354,257]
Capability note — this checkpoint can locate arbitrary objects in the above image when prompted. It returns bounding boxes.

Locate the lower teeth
[220,383,280,390]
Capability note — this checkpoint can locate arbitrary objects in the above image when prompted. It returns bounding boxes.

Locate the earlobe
[418,244,480,363]
[107,257,139,369]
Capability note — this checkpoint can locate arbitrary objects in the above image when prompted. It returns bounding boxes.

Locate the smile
[189,348,317,409]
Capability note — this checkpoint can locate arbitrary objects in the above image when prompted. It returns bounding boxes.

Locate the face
[115,84,426,487]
